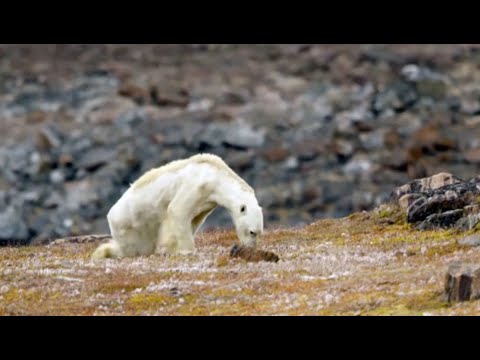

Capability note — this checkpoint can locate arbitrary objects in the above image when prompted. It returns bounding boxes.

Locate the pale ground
[1,207,480,316]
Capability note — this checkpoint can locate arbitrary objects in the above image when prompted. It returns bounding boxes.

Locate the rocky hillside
[2,44,480,245]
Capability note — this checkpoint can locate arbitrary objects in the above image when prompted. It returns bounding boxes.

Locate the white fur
[91,153,263,259]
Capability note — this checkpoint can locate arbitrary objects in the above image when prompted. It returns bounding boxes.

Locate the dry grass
[2,207,480,316]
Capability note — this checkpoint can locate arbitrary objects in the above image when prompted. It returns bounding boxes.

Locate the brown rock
[150,86,189,107]
[118,82,150,104]
[27,110,47,124]
[303,186,323,202]
[465,148,480,163]
[36,124,63,150]
[58,153,74,167]
[407,124,457,160]
[445,263,480,302]
[293,140,324,161]
[384,128,401,149]
[261,147,289,162]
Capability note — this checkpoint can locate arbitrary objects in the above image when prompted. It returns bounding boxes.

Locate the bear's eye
[240,205,246,213]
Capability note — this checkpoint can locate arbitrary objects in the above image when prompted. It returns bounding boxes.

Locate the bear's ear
[240,205,246,214]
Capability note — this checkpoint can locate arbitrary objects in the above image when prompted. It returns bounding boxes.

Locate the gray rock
[64,180,99,210]
[77,147,117,172]
[0,205,29,244]
[44,191,64,209]
[28,151,52,177]
[114,107,146,127]
[49,169,65,184]
[20,190,43,205]
[373,81,417,113]
[392,172,462,201]
[459,234,480,247]
[6,144,33,173]
[401,64,448,99]
[343,156,375,178]
[224,119,265,148]
[416,209,465,230]
[198,119,265,149]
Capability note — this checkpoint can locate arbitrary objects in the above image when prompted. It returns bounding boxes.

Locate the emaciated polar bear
[92,153,264,259]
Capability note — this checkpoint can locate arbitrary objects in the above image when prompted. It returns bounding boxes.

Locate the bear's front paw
[177,248,195,256]
[155,246,175,256]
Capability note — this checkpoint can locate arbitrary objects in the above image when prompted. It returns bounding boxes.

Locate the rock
[416,209,464,230]
[0,205,29,244]
[20,190,42,205]
[75,97,135,124]
[229,244,279,263]
[36,123,64,150]
[198,119,265,149]
[150,86,189,107]
[117,82,150,104]
[392,172,461,201]
[77,147,117,172]
[373,87,402,113]
[268,71,307,93]
[44,191,64,209]
[64,180,99,210]
[444,263,480,302]
[360,129,387,151]
[398,193,421,210]
[49,169,65,184]
[401,64,449,99]
[114,108,147,128]
[223,119,265,149]
[393,173,480,229]
[28,151,52,177]
[459,234,480,247]
[187,98,214,112]
[465,148,480,163]
[335,106,374,135]
[406,124,457,161]
[6,144,35,173]
[293,140,324,162]
[218,89,249,105]
[456,208,480,231]
[228,152,255,171]
[330,139,355,160]
[343,155,375,178]
[261,147,289,162]
[407,190,473,224]
[351,190,374,211]
[58,153,74,167]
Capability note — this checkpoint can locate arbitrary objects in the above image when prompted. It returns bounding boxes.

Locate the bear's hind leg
[109,226,155,258]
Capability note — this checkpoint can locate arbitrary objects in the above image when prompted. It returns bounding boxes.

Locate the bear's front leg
[156,187,202,255]
[156,214,195,255]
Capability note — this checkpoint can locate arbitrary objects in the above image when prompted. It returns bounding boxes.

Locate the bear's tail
[91,241,121,260]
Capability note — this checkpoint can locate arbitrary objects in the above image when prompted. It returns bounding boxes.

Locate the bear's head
[233,201,264,248]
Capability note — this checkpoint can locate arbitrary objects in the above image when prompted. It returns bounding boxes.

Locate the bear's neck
[210,180,253,214]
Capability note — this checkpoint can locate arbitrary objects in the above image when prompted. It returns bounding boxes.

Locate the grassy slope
[1,205,480,316]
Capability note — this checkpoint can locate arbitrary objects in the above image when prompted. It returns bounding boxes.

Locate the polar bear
[91,153,264,259]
